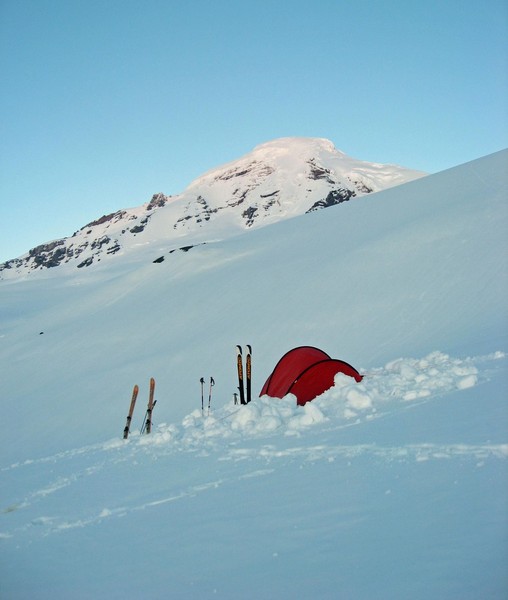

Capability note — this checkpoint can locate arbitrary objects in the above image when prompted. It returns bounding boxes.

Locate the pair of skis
[200,376,215,416]
[123,377,156,439]
[236,345,252,405]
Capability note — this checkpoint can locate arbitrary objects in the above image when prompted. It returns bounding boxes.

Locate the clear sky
[1,0,507,263]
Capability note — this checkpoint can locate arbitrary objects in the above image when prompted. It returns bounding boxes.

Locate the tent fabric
[260,346,363,406]
[288,358,363,405]
[260,346,331,398]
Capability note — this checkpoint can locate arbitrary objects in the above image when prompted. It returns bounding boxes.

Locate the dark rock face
[242,206,258,227]
[307,188,356,212]
[307,159,336,184]
[146,193,171,211]
[81,211,126,230]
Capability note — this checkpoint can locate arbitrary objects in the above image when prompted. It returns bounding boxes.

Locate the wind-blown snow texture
[1,148,507,599]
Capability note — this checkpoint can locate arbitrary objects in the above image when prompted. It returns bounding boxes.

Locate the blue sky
[1,0,507,263]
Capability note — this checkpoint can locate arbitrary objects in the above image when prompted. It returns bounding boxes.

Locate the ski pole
[140,410,147,434]
[208,377,215,415]
[200,377,205,415]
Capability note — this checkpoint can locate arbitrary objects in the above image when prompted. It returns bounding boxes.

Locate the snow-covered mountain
[0,138,424,278]
[0,149,506,599]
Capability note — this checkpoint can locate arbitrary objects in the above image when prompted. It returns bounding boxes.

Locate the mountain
[0,149,506,599]
[0,138,424,278]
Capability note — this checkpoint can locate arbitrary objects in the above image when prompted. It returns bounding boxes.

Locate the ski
[123,384,139,439]
[141,377,156,434]
[246,345,252,404]
[236,345,246,405]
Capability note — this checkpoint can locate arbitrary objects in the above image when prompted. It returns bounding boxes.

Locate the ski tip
[247,345,252,353]
[236,345,242,353]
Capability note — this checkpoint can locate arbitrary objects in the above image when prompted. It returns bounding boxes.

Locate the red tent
[260,346,363,406]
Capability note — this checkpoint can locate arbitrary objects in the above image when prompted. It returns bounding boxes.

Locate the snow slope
[0,149,507,599]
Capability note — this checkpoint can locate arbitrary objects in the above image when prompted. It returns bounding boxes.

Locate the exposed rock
[307,159,336,184]
[307,189,356,212]
[146,193,171,211]
[77,256,94,268]
[242,206,258,227]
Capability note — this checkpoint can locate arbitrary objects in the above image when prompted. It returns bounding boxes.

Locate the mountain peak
[0,138,425,279]
[252,136,339,155]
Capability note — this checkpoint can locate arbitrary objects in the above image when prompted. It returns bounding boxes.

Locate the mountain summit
[0,137,424,278]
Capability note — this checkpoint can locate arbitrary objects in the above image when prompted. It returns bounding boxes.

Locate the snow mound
[124,351,502,450]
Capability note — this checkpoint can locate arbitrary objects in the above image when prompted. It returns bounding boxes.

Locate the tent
[260,346,363,406]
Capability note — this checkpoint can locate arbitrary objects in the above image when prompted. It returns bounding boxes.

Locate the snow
[0,149,507,599]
